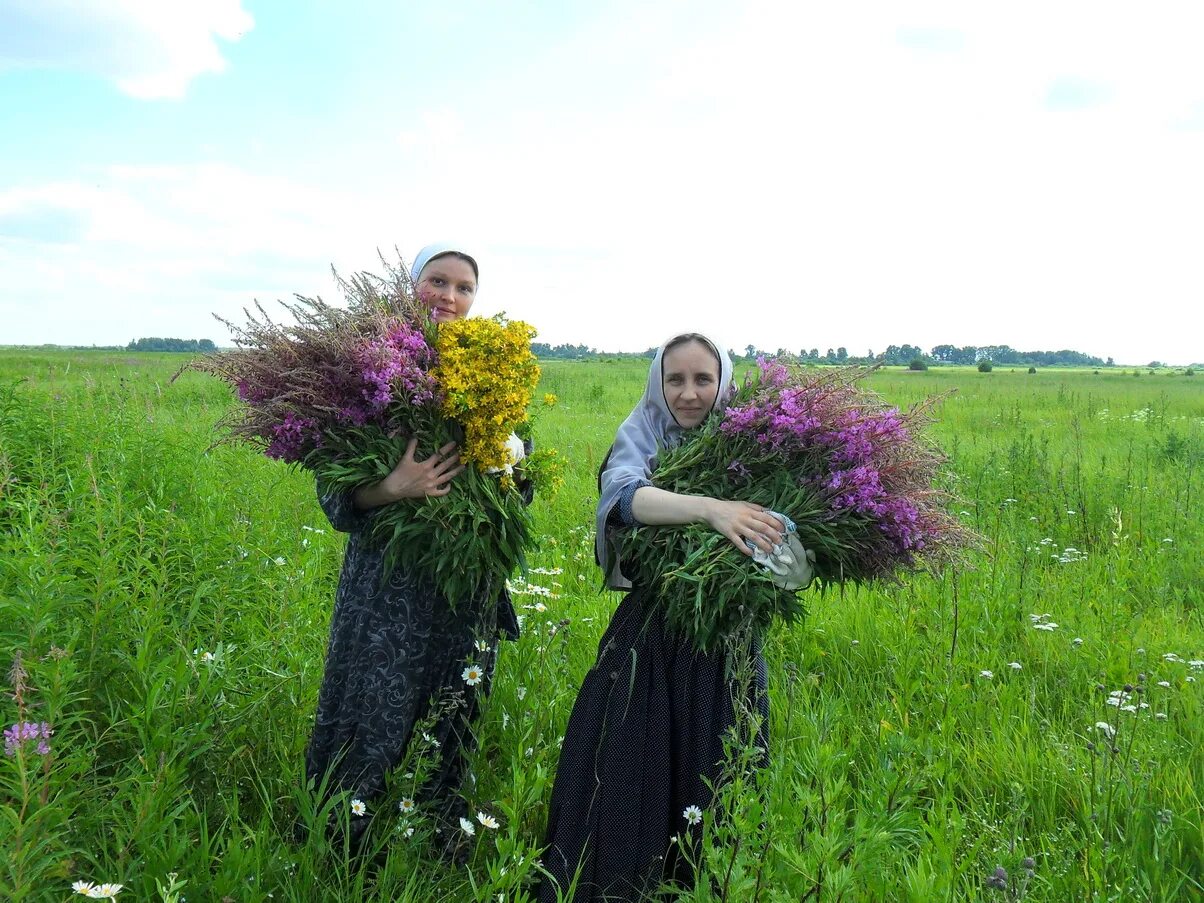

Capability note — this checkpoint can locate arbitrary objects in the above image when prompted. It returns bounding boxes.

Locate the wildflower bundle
[617,358,974,651]
[186,255,552,603]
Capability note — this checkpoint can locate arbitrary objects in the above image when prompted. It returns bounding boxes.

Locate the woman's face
[417,255,477,322]
[662,340,721,429]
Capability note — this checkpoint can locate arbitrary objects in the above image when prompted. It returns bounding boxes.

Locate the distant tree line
[127,337,217,353]
[768,344,1109,367]
[533,341,1112,367]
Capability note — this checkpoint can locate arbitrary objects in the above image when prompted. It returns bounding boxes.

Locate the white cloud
[0,0,252,98]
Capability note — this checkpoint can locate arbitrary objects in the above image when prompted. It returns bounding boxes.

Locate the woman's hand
[353,438,465,510]
[701,499,786,556]
[630,488,786,556]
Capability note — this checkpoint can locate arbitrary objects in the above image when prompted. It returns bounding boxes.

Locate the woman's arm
[353,437,466,511]
[631,486,785,557]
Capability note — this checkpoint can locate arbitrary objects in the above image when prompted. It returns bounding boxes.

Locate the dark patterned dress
[538,485,769,902]
[304,478,524,844]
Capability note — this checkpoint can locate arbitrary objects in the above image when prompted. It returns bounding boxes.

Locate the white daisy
[89,885,124,899]
[477,811,500,829]
[463,664,484,686]
[72,882,94,896]
[460,816,476,835]
[683,805,703,825]
[399,798,415,813]
[350,799,367,816]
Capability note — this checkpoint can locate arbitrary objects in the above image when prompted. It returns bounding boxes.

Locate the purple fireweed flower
[265,413,321,462]
[755,356,790,387]
[353,321,439,415]
[4,721,53,756]
[236,379,270,404]
[727,459,751,480]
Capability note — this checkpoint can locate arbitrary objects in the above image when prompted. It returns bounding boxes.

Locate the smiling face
[416,254,477,322]
[662,338,721,429]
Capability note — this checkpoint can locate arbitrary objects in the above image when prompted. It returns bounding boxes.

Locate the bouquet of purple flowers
[619,358,974,650]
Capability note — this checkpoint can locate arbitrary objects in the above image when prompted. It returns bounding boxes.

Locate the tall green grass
[1,351,1201,901]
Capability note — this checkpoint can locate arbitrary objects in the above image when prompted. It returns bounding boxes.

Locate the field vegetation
[1,350,1201,901]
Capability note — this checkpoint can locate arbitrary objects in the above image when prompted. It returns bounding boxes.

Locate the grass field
[1,350,1202,902]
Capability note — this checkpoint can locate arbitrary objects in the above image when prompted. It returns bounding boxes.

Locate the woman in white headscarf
[303,243,527,859]
[539,333,785,901]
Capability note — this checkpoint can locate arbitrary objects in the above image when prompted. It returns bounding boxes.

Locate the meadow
[1,349,1202,902]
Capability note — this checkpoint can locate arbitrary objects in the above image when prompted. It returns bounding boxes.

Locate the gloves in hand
[746,511,816,590]
[486,433,527,475]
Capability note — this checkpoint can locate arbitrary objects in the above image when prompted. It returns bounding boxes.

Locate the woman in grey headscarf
[539,332,784,901]
[303,243,528,859]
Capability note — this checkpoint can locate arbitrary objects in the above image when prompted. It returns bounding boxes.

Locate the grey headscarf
[595,332,734,590]
[410,241,479,285]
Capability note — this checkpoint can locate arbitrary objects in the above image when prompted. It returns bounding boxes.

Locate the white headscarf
[595,332,734,589]
[410,241,479,285]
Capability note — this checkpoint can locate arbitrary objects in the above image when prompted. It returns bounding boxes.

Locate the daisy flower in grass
[463,664,484,686]
[72,882,94,896]
[478,811,500,829]
[399,797,415,813]
[88,884,124,899]
[460,816,476,835]
[683,805,703,825]
[351,799,367,816]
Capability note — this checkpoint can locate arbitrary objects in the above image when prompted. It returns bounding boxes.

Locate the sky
[1,0,1202,365]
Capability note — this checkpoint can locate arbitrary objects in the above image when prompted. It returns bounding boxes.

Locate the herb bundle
[617,358,975,651]
[186,255,554,602]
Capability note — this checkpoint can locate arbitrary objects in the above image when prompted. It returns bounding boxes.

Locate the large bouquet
[618,357,975,651]
[187,256,559,603]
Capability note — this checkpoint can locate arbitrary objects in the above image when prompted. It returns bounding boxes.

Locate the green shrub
[908,358,928,371]
[977,360,993,373]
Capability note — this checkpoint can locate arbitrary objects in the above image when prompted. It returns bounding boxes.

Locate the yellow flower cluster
[434,315,541,475]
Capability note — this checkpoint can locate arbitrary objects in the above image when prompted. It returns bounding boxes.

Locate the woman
[539,333,785,901]
[304,242,527,855]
